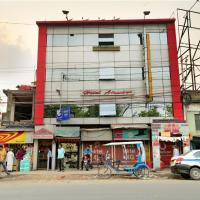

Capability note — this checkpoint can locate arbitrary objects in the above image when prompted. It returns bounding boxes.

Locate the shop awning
[111,124,150,129]
[81,129,112,141]
[55,127,80,137]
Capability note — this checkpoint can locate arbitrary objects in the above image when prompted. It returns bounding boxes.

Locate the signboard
[0,131,33,144]
[56,107,71,122]
[113,129,149,140]
[34,125,54,139]
[55,127,80,137]
[99,104,116,116]
[82,89,133,96]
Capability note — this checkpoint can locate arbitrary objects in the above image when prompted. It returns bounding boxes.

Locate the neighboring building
[184,90,200,149]
[34,18,184,170]
[0,85,35,171]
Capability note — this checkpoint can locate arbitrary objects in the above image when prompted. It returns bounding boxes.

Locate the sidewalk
[0,168,175,182]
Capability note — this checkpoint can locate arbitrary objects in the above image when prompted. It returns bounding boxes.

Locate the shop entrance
[56,142,79,170]
[38,140,52,169]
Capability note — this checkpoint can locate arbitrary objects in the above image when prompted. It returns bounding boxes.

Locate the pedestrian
[47,148,52,170]
[6,148,15,172]
[15,147,25,171]
[173,145,180,157]
[57,144,65,171]
[0,144,10,175]
[81,146,92,170]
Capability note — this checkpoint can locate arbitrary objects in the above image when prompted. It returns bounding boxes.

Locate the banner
[0,131,33,144]
[56,107,71,122]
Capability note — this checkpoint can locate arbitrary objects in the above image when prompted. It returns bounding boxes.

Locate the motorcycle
[82,155,92,171]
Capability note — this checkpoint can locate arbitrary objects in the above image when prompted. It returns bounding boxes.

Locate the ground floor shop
[0,130,33,171]
[112,127,152,166]
[81,128,112,165]
[33,124,154,170]
[152,121,190,170]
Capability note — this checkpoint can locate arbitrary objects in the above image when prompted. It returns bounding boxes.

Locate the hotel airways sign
[82,89,133,96]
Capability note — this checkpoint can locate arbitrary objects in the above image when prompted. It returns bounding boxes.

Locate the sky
[0,0,199,112]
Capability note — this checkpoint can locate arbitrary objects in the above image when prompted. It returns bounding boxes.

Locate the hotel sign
[82,90,133,96]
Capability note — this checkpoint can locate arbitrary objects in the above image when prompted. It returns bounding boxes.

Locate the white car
[170,150,200,180]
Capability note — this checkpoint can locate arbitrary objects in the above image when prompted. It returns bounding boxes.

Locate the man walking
[57,144,65,171]
[0,145,10,175]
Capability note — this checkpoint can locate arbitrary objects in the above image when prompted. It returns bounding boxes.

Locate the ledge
[93,45,120,51]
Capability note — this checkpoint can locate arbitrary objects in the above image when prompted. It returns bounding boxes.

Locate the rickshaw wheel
[97,165,112,179]
[134,167,150,178]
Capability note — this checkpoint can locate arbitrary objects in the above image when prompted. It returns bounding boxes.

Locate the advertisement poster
[0,131,33,144]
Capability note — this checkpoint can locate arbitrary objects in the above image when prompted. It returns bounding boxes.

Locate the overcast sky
[0,0,199,112]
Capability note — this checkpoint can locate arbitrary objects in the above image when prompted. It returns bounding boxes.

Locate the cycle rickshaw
[97,141,150,179]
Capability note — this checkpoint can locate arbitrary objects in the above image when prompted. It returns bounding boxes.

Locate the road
[0,179,199,200]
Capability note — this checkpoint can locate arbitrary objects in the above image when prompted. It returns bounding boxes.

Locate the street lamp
[143,11,150,19]
[62,10,69,20]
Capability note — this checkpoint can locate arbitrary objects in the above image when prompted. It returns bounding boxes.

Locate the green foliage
[138,106,160,117]
[166,104,172,117]
[44,104,99,118]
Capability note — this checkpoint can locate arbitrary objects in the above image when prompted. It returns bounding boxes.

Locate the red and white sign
[34,125,54,139]
[82,89,133,96]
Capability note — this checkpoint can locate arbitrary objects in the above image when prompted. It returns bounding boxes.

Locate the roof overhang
[36,18,175,27]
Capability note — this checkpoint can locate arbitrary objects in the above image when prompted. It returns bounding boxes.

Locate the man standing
[0,145,10,175]
[15,147,25,171]
[6,148,15,172]
[57,144,65,171]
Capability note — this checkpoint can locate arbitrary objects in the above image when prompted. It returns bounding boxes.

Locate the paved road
[0,179,199,200]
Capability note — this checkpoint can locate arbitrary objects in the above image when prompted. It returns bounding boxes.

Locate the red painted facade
[167,23,183,120]
[34,26,47,125]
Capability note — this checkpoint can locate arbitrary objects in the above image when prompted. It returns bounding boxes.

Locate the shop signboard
[56,107,71,122]
[0,131,33,144]
[113,129,149,140]
[34,125,54,139]
[82,89,133,96]
[55,127,80,137]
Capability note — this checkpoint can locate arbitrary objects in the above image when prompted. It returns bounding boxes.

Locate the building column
[33,139,38,170]
[52,141,56,170]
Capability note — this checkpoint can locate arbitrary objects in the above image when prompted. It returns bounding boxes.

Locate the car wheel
[190,167,200,180]
[181,174,190,179]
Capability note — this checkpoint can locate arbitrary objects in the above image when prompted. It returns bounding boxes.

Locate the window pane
[47,35,53,46]
[99,67,115,80]
[53,35,68,46]
[195,114,200,130]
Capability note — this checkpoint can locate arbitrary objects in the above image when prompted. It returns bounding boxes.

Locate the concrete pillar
[52,141,56,170]
[33,139,38,170]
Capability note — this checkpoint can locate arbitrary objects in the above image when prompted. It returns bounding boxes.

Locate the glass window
[115,68,130,80]
[131,67,143,80]
[47,35,53,46]
[195,114,200,131]
[193,151,200,158]
[99,104,116,116]
[84,68,98,81]
[99,67,115,80]
[98,33,114,46]
[53,35,68,46]
[160,33,168,45]
[130,33,143,45]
